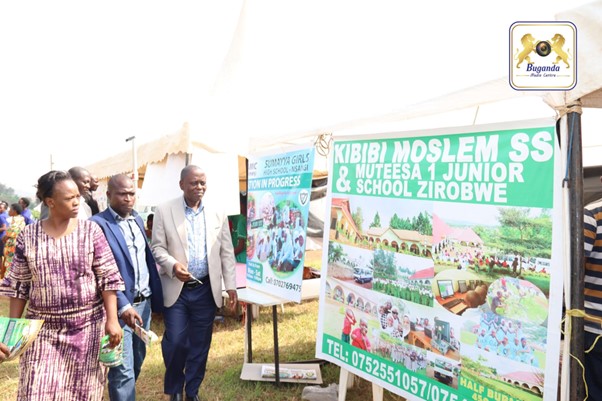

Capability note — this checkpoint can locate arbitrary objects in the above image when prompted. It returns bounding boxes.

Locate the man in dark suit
[91,174,163,401]
[152,165,237,401]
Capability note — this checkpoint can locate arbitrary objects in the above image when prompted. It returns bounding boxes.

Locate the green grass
[0,296,406,401]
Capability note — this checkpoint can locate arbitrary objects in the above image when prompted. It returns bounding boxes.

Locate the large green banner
[316,119,562,401]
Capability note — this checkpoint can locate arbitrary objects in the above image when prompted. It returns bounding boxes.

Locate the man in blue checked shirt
[91,174,163,401]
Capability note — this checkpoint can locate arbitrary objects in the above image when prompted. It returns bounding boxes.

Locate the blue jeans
[108,299,151,401]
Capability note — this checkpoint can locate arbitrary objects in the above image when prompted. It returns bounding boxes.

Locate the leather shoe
[185,395,200,401]
[169,394,183,401]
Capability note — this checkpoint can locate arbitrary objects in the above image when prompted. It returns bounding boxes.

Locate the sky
[1,0,599,197]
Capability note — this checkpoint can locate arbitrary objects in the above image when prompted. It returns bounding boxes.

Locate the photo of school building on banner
[316,118,563,401]
[246,146,315,302]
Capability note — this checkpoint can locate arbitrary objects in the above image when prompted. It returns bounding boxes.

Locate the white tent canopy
[190,0,602,156]
[85,0,602,226]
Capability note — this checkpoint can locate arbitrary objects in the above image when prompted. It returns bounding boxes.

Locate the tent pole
[567,108,584,401]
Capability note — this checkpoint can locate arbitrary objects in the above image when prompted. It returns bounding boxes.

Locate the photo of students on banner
[250,193,306,273]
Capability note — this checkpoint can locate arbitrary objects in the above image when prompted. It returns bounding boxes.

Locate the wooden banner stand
[338,368,383,401]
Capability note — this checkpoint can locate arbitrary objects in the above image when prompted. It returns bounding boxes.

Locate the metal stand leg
[273,305,280,385]
[246,302,253,363]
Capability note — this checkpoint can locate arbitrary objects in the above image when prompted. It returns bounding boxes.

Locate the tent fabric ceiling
[233,1,602,152]
[86,1,602,179]
[195,0,601,156]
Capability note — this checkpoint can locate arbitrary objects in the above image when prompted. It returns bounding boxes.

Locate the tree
[389,211,432,234]
[389,213,412,230]
[414,211,432,235]
[369,249,397,279]
[497,207,552,274]
[328,242,345,263]
[351,207,364,232]
[0,182,19,205]
[369,211,381,228]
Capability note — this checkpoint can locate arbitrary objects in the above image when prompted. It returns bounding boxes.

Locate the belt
[133,294,148,304]
[183,275,209,289]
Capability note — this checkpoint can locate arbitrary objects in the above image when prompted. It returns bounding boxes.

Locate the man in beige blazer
[151,165,238,401]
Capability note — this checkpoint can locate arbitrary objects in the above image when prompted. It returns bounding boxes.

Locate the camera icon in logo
[535,40,551,57]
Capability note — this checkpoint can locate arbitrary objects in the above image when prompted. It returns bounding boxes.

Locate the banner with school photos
[316,119,563,401]
[246,146,315,302]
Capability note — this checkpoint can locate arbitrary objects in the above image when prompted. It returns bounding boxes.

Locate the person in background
[460,290,484,320]
[341,308,356,343]
[351,318,371,351]
[18,197,35,225]
[449,327,460,351]
[152,165,238,401]
[0,170,124,400]
[1,203,25,278]
[91,174,163,401]
[0,201,8,268]
[39,167,93,220]
[68,166,94,218]
[228,192,247,264]
[490,290,505,315]
[145,213,154,242]
[87,174,101,215]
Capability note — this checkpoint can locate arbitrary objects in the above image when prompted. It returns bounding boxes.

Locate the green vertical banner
[316,119,563,401]
[246,146,315,302]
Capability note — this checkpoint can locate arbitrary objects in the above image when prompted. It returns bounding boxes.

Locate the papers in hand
[261,365,317,380]
[134,323,159,346]
[0,317,44,362]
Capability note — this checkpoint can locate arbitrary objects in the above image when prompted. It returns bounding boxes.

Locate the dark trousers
[162,281,217,397]
[585,331,602,401]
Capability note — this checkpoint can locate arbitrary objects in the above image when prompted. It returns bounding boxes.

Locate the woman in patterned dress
[0,170,125,401]
[1,202,26,278]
